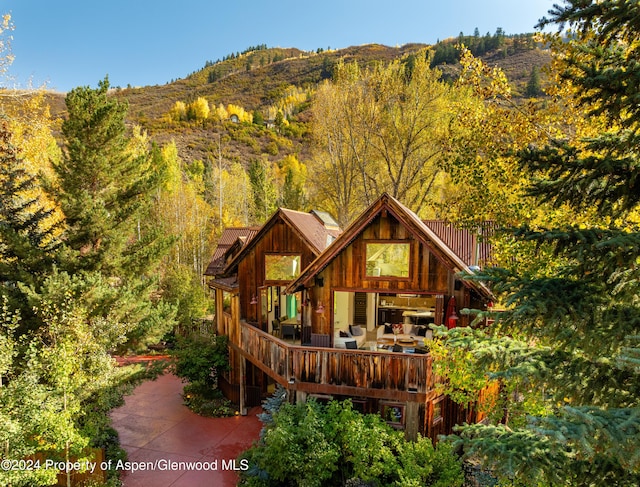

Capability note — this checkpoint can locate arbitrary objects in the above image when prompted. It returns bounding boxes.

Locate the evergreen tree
[252,109,264,126]
[524,66,542,97]
[0,119,62,328]
[320,56,334,80]
[453,2,640,485]
[55,77,174,349]
[56,76,157,275]
[279,168,306,211]
[248,157,277,223]
[494,27,505,48]
[274,110,285,129]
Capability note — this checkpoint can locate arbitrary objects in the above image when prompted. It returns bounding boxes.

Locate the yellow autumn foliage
[226,103,252,123]
[1,92,65,246]
[167,100,187,122]
[188,97,210,121]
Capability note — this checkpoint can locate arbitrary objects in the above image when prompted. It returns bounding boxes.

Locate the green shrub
[265,141,279,155]
[172,337,234,417]
[182,382,235,417]
[161,264,209,328]
[172,335,229,388]
[239,398,464,486]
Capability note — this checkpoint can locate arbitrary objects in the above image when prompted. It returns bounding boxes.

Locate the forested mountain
[15,32,552,320]
[43,34,550,179]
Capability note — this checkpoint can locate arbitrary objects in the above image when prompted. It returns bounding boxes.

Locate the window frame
[264,253,303,283]
[364,240,412,280]
[432,397,443,425]
[380,401,405,428]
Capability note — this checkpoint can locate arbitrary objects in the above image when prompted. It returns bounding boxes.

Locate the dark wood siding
[238,219,319,325]
[310,213,457,334]
[321,213,450,292]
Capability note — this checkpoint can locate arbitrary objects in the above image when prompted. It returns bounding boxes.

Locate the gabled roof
[204,227,260,276]
[286,193,493,298]
[280,208,341,253]
[221,208,342,276]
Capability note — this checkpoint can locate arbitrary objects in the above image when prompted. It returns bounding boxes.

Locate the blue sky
[5,0,556,92]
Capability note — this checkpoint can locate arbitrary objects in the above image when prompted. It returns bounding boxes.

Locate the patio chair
[271,319,280,337]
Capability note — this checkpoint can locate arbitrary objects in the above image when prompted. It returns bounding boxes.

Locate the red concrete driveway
[110,373,262,486]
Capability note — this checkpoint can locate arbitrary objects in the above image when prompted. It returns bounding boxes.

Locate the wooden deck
[233,321,438,403]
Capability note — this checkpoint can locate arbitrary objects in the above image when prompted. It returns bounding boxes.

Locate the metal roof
[203,227,260,276]
[280,208,341,254]
[422,220,494,267]
[206,275,240,292]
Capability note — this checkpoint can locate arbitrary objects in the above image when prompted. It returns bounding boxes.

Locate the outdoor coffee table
[376,337,418,352]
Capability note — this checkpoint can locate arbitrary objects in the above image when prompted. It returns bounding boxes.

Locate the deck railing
[240,322,292,379]
[239,321,434,400]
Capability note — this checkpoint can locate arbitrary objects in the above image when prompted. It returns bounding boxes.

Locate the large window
[365,242,410,278]
[265,254,301,281]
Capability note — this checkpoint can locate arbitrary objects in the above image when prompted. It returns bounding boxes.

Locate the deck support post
[405,401,420,441]
[295,390,307,404]
[239,355,247,415]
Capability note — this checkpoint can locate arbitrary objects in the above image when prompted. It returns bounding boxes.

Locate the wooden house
[206,193,494,440]
[205,208,340,408]
[288,194,493,337]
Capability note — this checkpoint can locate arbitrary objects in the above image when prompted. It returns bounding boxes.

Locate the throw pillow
[339,330,350,337]
[350,325,364,336]
[384,324,393,334]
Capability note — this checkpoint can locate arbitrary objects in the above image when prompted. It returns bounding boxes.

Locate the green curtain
[286,294,297,318]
